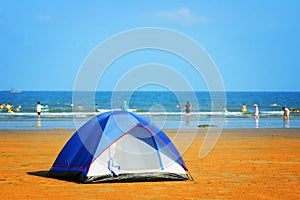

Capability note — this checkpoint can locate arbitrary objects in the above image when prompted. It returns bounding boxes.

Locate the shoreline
[0,128,299,199]
[0,127,299,132]
[1,117,300,130]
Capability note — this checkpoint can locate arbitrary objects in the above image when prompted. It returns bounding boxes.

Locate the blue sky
[0,0,299,91]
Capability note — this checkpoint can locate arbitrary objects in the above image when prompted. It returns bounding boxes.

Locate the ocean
[0,91,300,130]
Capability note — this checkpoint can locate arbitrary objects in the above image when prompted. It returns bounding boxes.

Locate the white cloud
[156,7,209,26]
[36,15,52,23]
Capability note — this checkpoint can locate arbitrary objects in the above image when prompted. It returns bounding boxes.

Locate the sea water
[0,91,299,130]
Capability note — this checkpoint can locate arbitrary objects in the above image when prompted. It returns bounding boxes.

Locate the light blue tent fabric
[48,111,190,183]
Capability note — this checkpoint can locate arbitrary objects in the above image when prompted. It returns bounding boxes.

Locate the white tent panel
[87,131,186,177]
[159,152,187,174]
[87,148,111,176]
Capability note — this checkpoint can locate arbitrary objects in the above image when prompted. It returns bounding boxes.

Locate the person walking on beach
[282,107,290,121]
[185,101,192,116]
[36,101,42,118]
[253,104,259,119]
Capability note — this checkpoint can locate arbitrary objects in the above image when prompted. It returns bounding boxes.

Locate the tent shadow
[27,171,81,183]
[27,171,49,178]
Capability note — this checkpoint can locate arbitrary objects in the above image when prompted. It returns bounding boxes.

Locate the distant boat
[270,103,279,107]
[10,89,22,93]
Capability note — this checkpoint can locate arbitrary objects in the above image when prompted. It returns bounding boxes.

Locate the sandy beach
[0,128,299,199]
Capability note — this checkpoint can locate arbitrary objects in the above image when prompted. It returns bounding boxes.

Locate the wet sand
[0,129,299,199]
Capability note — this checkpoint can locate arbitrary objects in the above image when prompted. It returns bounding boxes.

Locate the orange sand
[0,129,299,199]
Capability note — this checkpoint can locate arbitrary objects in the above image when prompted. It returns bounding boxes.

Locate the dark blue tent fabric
[48,111,189,182]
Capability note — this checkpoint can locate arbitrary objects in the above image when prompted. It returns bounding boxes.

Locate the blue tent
[48,111,190,183]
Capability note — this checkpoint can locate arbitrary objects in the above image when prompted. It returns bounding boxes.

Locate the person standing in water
[253,104,259,119]
[242,104,247,113]
[36,101,42,118]
[121,101,128,111]
[184,101,192,116]
[222,107,229,117]
[282,107,290,121]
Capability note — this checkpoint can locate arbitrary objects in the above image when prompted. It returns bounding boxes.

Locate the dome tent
[48,111,191,183]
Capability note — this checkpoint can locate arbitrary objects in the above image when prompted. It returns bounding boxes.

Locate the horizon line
[1,90,300,93]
